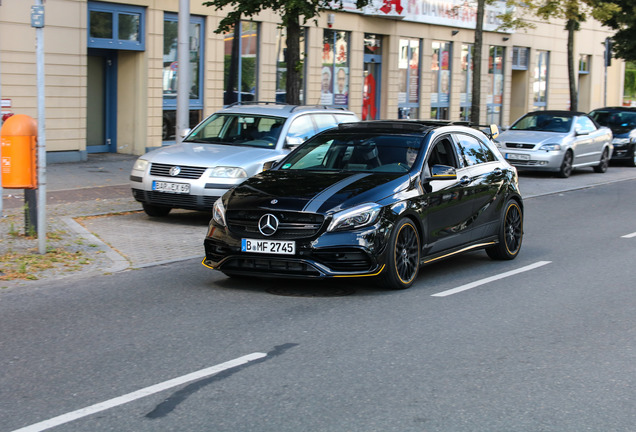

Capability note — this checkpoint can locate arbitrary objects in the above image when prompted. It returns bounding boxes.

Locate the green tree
[584,0,631,61]
[498,0,618,112]
[470,0,535,124]
[203,0,371,105]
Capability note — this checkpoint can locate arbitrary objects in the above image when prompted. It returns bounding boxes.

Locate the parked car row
[495,107,636,177]
[130,103,634,290]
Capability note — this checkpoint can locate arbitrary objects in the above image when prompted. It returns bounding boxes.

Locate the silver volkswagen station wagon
[130,103,358,216]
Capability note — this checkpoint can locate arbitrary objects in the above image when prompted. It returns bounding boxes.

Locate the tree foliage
[203,0,370,105]
[497,0,617,112]
[585,0,633,62]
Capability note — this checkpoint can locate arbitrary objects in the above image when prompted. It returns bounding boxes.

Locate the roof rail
[225,101,289,107]
[289,105,350,112]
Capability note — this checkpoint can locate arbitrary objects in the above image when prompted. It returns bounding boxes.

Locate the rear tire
[593,148,609,173]
[142,203,172,217]
[380,218,420,290]
[486,199,523,260]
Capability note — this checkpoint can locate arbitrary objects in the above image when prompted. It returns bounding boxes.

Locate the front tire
[380,218,420,290]
[486,199,523,260]
[593,148,609,173]
[629,147,636,167]
[142,203,172,217]
[557,150,573,178]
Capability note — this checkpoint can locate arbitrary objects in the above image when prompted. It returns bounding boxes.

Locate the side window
[454,134,496,166]
[575,116,596,134]
[287,116,317,143]
[313,114,338,134]
[427,137,459,171]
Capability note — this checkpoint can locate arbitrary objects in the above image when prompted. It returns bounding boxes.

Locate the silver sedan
[495,110,613,178]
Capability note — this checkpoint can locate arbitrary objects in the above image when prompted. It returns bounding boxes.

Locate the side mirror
[285,136,304,149]
[427,164,457,181]
[489,124,500,139]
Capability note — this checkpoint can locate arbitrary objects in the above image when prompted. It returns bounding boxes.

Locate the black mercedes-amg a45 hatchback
[203,121,523,290]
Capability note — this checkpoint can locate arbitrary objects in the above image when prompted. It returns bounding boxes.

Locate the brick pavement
[0,154,209,288]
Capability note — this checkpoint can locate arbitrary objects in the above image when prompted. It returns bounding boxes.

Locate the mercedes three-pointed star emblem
[258,213,279,236]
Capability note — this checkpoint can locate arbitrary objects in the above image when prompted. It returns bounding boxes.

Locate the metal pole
[176,0,190,144]
[35,0,47,254]
[604,38,608,107]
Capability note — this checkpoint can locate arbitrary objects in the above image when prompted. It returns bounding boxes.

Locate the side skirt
[420,238,497,266]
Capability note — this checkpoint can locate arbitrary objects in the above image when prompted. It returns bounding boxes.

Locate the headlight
[327,203,382,232]
[212,198,227,226]
[493,140,503,148]
[538,143,562,151]
[612,138,629,144]
[210,166,247,178]
[133,159,149,171]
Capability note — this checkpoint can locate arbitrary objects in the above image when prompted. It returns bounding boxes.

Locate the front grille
[504,143,535,149]
[508,160,540,166]
[132,189,217,210]
[312,249,373,272]
[150,163,206,179]
[221,257,322,277]
[226,210,325,239]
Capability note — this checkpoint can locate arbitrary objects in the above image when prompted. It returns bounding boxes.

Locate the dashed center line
[621,232,636,238]
[11,352,267,432]
[432,261,552,297]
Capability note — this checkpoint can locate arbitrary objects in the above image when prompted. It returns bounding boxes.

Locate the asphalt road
[1,174,635,431]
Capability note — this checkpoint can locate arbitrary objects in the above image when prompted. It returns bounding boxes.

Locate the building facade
[0,0,624,162]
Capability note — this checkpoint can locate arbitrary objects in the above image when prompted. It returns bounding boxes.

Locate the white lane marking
[621,232,636,238]
[431,261,552,297]
[11,352,267,432]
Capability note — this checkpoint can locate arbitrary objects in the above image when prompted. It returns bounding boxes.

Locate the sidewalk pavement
[1,154,209,288]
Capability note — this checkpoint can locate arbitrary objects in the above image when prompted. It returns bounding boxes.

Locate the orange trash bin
[1,114,37,189]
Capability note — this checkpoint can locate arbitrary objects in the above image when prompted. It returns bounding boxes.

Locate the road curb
[61,216,130,274]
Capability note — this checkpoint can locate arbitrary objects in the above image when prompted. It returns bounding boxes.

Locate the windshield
[511,113,573,133]
[278,132,424,173]
[184,114,285,148]
[589,110,636,133]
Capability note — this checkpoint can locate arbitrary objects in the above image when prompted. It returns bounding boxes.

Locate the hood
[143,142,282,167]
[497,130,569,147]
[226,170,409,214]
[604,125,634,136]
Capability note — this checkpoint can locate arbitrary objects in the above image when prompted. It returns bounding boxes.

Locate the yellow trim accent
[423,242,495,264]
[201,258,215,269]
[334,264,386,278]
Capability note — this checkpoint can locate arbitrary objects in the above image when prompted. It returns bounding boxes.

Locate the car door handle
[459,176,471,185]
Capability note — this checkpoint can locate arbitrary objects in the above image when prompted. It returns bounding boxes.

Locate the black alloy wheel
[594,148,609,173]
[486,200,523,260]
[380,218,420,290]
[557,150,573,178]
